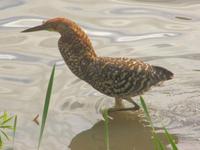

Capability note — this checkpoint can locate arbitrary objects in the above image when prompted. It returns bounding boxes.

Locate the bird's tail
[152,66,174,82]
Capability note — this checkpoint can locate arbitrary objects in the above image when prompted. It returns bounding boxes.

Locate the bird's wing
[84,57,156,97]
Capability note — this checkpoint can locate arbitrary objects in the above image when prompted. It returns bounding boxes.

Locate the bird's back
[82,57,173,98]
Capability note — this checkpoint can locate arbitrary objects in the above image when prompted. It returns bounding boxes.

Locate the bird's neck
[58,30,97,78]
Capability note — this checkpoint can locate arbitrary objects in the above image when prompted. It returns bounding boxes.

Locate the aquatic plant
[0,112,17,149]
[102,109,110,150]
[38,64,55,150]
[12,115,17,148]
[140,96,178,150]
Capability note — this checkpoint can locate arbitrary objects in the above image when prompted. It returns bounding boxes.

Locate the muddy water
[0,0,200,149]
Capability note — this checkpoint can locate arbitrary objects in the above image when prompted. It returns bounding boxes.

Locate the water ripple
[0,0,25,11]
[1,18,43,28]
[0,17,46,28]
[113,0,200,7]
[116,32,180,42]
[0,52,41,62]
[0,76,32,84]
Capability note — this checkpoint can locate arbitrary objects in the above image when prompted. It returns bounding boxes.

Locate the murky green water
[0,0,200,149]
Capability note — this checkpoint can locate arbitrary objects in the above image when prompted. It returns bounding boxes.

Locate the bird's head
[22,17,77,34]
[22,17,93,51]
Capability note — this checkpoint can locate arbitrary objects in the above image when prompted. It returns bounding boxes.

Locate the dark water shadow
[69,111,178,150]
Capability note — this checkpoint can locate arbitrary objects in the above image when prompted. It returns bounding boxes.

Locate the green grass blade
[1,116,14,125]
[0,125,13,129]
[37,64,55,150]
[140,96,153,126]
[0,130,10,141]
[102,109,110,150]
[0,134,2,149]
[140,96,166,150]
[154,135,165,150]
[12,115,17,147]
[153,136,160,150]
[163,127,178,150]
[0,114,4,120]
[152,128,165,150]
[3,112,8,121]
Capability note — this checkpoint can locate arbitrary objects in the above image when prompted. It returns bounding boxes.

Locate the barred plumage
[82,57,173,98]
[22,17,174,112]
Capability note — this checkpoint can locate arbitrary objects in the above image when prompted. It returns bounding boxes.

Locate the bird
[22,17,173,112]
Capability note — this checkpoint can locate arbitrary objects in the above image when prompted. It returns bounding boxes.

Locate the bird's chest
[58,45,83,77]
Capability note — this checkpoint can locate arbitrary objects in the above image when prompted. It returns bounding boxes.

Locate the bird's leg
[108,97,140,113]
[114,97,124,108]
[125,97,140,110]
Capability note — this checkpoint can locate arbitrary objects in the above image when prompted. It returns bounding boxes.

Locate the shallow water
[0,0,200,149]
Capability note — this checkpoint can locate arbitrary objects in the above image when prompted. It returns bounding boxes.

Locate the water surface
[0,0,200,149]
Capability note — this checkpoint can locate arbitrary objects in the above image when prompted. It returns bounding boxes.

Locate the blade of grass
[3,112,8,121]
[140,96,153,128]
[163,127,178,150]
[1,116,14,125]
[12,115,17,147]
[140,96,165,150]
[153,133,165,150]
[0,114,5,120]
[0,134,2,149]
[153,136,160,150]
[140,96,179,150]
[0,125,13,129]
[0,130,10,141]
[37,64,55,150]
[102,109,110,150]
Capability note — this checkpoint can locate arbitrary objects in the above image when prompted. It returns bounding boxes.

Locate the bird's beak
[21,24,46,32]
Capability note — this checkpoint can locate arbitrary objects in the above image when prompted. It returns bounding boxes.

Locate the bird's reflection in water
[69,111,178,150]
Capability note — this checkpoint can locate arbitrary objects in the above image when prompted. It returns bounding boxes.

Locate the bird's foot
[107,105,140,113]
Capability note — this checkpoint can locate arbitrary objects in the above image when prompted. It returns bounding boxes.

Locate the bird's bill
[21,24,46,32]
